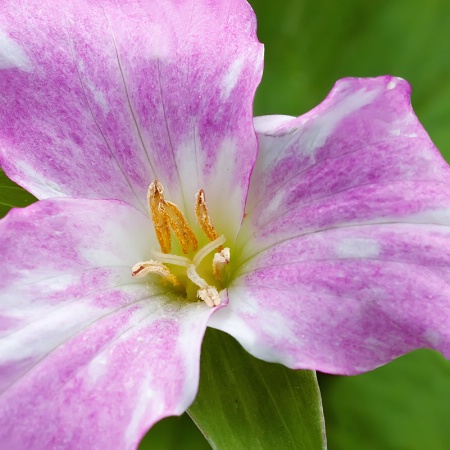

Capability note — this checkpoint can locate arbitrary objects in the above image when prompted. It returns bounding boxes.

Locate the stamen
[150,249,191,268]
[192,234,226,267]
[213,247,230,279]
[195,189,220,242]
[186,265,220,307]
[131,260,179,286]
[137,182,228,307]
[162,200,198,254]
[148,180,198,254]
[148,181,172,254]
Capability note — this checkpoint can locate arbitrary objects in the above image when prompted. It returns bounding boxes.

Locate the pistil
[192,235,226,267]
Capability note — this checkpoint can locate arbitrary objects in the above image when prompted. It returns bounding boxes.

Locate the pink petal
[210,76,450,374]
[238,76,450,255]
[0,0,263,233]
[0,199,215,448]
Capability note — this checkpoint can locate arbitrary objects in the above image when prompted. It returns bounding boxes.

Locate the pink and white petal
[0,199,215,449]
[237,76,450,258]
[212,76,450,374]
[0,0,263,231]
[211,223,450,374]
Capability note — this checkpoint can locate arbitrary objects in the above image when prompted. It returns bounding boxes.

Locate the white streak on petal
[13,160,67,198]
[221,55,245,99]
[405,208,450,225]
[86,307,155,384]
[0,302,98,390]
[254,115,295,135]
[423,329,441,347]
[335,238,380,258]
[207,138,244,236]
[387,81,396,90]
[143,23,171,60]
[209,289,297,366]
[76,59,110,114]
[125,380,160,446]
[302,87,381,158]
[175,134,202,208]
[85,80,109,114]
[386,76,404,90]
[87,353,109,383]
[0,30,32,71]
[259,189,284,225]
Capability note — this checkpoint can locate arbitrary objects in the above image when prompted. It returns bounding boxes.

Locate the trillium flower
[1,0,450,448]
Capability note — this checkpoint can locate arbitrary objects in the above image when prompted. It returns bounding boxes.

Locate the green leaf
[0,170,37,218]
[188,328,326,450]
[319,350,450,450]
[139,414,210,450]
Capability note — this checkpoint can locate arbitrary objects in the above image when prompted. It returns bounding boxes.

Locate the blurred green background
[2,0,450,448]
[143,0,450,448]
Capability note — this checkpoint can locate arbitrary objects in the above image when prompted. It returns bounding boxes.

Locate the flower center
[131,180,230,307]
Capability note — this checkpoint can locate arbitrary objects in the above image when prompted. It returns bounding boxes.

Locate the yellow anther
[195,189,220,244]
[148,181,171,254]
[148,180,198,254]
[162,200,198,254]
[131,260,179,286]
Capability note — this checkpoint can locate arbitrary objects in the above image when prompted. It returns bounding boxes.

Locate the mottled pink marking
[210,76,450,375]
[0,0,262,233]
[0,198,217,449]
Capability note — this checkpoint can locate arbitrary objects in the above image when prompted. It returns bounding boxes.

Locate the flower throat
[131,180,230,307]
